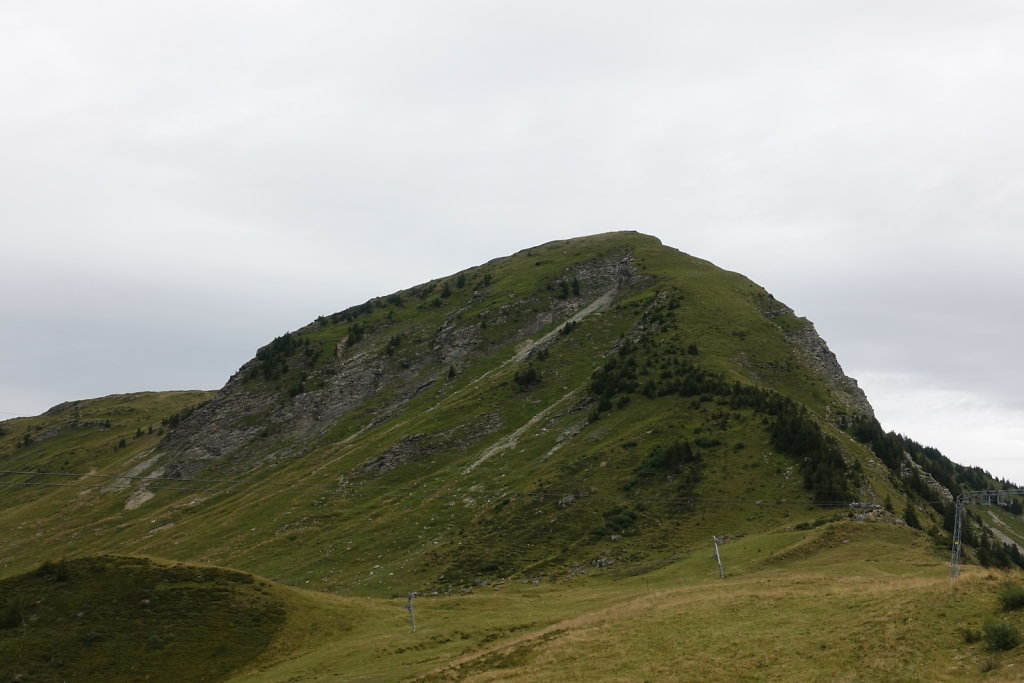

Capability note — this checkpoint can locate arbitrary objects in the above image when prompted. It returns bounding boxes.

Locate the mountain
[2,232,1019,595]
[4,231,1024,679]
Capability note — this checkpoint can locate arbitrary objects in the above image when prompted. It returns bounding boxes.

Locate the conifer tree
[903,503,922,530]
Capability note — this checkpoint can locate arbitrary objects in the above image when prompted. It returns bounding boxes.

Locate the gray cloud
[2,1,1022,482]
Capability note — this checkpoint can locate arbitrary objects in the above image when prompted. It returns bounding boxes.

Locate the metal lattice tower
[950,489,1024,581]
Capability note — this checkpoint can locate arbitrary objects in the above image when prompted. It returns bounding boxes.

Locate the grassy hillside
[242,520,1024,681]
[0,555,285,682]
[2,233,1020,597]
[6,521,1018,682]
[0,391,214,579]
[3,232,1024,680]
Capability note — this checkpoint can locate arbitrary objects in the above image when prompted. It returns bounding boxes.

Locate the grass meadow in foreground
[3,522,1023,681]
[232,522,1024,682]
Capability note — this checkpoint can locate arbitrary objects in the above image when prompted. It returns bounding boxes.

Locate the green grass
[33,521,1000,682]
[403,523,1024,682]
[0,555,285,682]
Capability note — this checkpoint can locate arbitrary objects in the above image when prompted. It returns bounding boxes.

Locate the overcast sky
[2,1,1022,485]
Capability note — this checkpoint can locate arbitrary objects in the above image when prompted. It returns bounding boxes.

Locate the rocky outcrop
[159,249,643,479]
[748,290,873,423]
[161,377,278,478]
[787,320,874,419]
[901,454,954,504]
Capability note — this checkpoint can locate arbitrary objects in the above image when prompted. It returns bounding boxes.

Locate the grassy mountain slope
[0,391,214,579]
[154,231,887,592]
[5,231,1024,679]
[1,232,1020,597]
[0,555,285,682]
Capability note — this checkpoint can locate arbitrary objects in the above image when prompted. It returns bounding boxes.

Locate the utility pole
[950,493,965,582]
[712,536,725,579]
[405,592,417,633]
[950,489,1024,582]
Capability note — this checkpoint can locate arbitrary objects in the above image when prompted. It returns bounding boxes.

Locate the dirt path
[460,289,616,474]
[462,388,580,474]
[512,289,616,363]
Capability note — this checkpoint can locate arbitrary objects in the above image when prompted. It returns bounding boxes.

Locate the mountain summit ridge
[161,231,869,479]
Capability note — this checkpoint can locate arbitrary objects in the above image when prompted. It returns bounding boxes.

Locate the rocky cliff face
[786,320,874,420]
[161,245,646,478]
[749,289,873,424]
